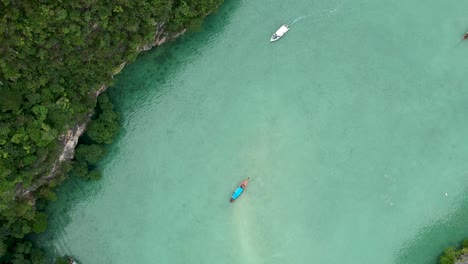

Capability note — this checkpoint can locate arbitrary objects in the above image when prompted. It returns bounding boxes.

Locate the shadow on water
[106,0,242,149]
[108,0,242,109]
[32,176,103,254]
[394,189,468,264]
[34,0,242,259]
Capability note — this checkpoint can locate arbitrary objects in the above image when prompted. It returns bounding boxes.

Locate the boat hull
[229,178,250,202]
[270,24,289,42]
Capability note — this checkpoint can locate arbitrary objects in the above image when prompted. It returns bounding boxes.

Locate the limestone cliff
[15,25,185,199]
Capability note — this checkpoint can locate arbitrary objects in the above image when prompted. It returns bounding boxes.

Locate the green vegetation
[439,239,468,264]
[0,241,46,264]
[86,93,119,145]
[54,255,77,264]
[54,257,70,264]
[71,93,117,181]
[0,0,223,262]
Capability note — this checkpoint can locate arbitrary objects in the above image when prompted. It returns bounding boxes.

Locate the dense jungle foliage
[0,0,222,262]
[439,240,468,264]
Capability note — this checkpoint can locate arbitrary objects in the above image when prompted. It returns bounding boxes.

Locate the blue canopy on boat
[231,186,244,200]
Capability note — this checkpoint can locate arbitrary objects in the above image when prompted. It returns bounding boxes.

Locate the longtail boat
[456,32,468,46]
[230,177,250,203]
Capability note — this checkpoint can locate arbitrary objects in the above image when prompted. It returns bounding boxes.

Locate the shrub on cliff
[71,161,101,180]
[86,111,119,144]
[71,161,89,179]
[3,241,47,264]
[167,0,223,32]
[55,257,70,264]
[0,0,224,261]
[71,93,115,180]
[86,93,119,145]
[463,239,468,249]
[75,144,104,164]
[439,240,468,264]
[87,170,102,180]
[440,247,459,264]
[32,212,48,233]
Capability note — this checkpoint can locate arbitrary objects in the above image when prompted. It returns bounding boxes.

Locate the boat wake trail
[288,0,374,26]
[289,7,339,26]
[290,15,308,25]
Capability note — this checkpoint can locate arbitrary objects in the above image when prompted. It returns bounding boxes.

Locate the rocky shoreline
[15,24,186,200]
[456,254,468,264]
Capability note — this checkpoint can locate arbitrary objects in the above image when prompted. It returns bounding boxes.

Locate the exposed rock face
[58,123,88,163]
[137,23,186,51]
[456,254,468,264]
[16,122,88,199]
[15,24,185,199]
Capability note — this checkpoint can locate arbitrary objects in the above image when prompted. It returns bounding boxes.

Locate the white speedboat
[270,24,290,42]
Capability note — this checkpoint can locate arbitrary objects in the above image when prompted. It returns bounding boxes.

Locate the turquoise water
[38,0,468,263]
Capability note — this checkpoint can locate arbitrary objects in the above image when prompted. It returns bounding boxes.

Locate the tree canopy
[439,240,468,264]
[0,0,223,262]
